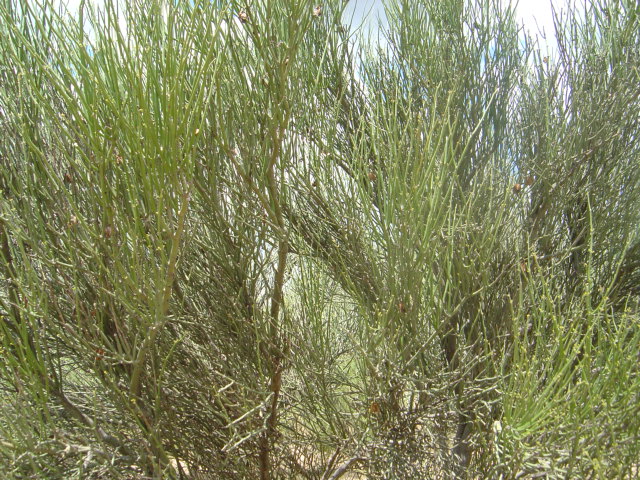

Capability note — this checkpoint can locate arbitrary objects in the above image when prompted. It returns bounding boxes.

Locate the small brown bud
[238,10,248,23]
[68,215,78,228]
[313,5,322,17]
[368,172,377,182]
[115,154,123,165]
[525,175,534,186]
[369,401,380,414]
[63,172,73,184]
[104,225,113,239]
[513,183,522,194]
[398,301,407,313]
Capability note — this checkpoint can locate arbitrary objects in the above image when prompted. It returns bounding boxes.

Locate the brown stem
[0,219,24,334]
[259,237,288,480]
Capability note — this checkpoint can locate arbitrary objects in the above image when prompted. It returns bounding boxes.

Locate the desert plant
[0,0,638,478]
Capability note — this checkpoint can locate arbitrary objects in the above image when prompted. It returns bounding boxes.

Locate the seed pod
[513,183,522,194]
[369,401,380,414]
[68,215,78,228]
[368,172,377,182]
[313,6,322,17]
[104,225,113,239]
[63,172,73,184]
[525,175,534,186]
[238,10,248,23]
[398,301,407,313]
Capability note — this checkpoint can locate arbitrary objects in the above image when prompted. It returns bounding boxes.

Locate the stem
[50,387,132,455]
[258,219,288,480]
[129,187,191,399]
[0,219,24,335]
[327,456,367,480]
[258,34,294,477]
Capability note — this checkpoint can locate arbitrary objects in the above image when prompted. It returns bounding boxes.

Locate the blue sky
[60,0,573,38]
[344,0,576,54]
[59,0,578,56]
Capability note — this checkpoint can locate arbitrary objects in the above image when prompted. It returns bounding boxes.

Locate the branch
[130,185,191,399]
[326,456,367,480]
[49,387,135,460]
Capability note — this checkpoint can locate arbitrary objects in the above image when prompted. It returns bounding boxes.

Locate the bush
[1,0,639,478]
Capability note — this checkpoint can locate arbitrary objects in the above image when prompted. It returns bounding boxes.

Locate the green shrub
[1,0,638,478]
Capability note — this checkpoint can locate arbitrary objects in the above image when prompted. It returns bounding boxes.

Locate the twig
[327,456,367,480]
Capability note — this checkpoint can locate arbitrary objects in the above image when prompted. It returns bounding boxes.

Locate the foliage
[0,0,639,478]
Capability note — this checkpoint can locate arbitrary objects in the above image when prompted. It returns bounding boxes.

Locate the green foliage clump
[0,0,638,478]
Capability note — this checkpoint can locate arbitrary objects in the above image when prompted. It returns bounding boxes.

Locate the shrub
[1,0,638,478]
